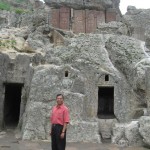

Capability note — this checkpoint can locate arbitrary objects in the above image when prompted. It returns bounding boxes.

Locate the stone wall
[20,32,150,143]
[0,53,33,129]
[45,0,119,33]
[1,0,150,147]
[49,6,116,33]
[0,25,150,145]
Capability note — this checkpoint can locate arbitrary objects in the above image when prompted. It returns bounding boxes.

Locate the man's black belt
[52,124,63,127]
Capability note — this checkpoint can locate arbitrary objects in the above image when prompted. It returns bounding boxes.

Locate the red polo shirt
[50,104,70,125]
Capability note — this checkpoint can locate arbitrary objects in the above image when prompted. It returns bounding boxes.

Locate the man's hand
[60,132,65,139]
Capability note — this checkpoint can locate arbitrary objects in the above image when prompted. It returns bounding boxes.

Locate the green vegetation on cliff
[0,39,16,49]
[0,0,31,13]
[0,1,11,11]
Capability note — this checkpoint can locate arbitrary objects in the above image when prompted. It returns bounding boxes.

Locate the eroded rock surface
[0,0,150,147]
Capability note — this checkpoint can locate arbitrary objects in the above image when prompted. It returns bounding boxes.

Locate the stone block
[139,116,150,146]
[98,119,117,140]
[52,30,65,46]
[112,122,143,146]
[60,7,70,30]
[106,8,116,23]
[125,121,143,146]
[72,10,86,33]
[67,121,101,143]
[51,8,60,28]
[85,10,97,33]
[96,10,105,25]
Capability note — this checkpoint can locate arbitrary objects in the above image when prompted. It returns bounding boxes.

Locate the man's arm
[60,122,67,139]
[60,107,70,138]
[62,122,67,133]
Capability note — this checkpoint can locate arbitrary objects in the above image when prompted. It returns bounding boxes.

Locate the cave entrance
[4,83,23,128]
[97,87,115,119]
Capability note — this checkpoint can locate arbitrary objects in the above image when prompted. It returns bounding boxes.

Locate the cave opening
[4,83,23,128]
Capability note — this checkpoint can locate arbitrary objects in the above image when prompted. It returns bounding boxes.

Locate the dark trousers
[51,124,66,150]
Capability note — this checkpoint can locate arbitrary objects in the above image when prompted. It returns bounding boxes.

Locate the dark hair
[56,94,64,99]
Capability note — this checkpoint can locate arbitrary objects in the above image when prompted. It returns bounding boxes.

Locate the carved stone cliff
[1,0,150,148]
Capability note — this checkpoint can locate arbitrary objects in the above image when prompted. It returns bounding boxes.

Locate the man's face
[56,95,63,105]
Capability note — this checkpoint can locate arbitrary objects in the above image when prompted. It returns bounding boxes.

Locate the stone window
[105,75,109,81]
[97,87,115,119]
[65,71,69,77]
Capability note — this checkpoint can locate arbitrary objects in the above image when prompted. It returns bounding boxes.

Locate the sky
[120,0,150,14]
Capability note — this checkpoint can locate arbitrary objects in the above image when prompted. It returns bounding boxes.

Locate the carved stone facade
[1,0,150,148]
[50,6,116,33]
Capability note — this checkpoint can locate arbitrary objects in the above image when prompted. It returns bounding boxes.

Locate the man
[50,94,70,150]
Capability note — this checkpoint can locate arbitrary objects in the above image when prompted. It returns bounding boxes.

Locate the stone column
[50,8,60,28]
[72,9,86,33]
[59,7,70,30]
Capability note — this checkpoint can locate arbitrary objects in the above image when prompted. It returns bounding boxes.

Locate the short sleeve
[64,107,70,123]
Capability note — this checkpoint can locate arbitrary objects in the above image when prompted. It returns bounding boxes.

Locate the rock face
[112,121,144,147]
[0,10,18,28]
[45,0,113,10]
[45,0,120,33]
[139,116,150,146]
[1,0,150,147]
[97,21,129,35]
[123,7,150,43]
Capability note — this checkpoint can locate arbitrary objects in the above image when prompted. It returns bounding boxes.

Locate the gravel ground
[0,129,149,150]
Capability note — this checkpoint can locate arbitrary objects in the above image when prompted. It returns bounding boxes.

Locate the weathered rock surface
[0,10,18,28]
[97,21,129,35]
[123,7,150,41]
[145,30,150,50]
[98,119,117,140]
[139,116,150,146]
[0,23,150,143]
[1,0,150,147]
[112,121,143,146]
[44,0,115,10]
[20,32,149,142]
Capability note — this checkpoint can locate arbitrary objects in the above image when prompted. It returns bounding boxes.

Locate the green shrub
[0,1,30,13]
[0,39,16,49]
[15,8,26,14]
[0,2,11,11]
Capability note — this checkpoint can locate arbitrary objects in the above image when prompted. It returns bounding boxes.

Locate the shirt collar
[56,103,64,108]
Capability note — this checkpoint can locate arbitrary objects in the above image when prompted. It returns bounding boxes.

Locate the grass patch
[0,39,16,49]
[0,1,30,13]
[15,8,29,14]
[0,1,11,11]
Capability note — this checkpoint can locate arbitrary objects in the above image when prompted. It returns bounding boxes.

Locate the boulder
[139,116,150,147]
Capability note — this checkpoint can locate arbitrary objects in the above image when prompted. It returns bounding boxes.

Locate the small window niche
[65,71,69,77]
[105,75,109,81]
